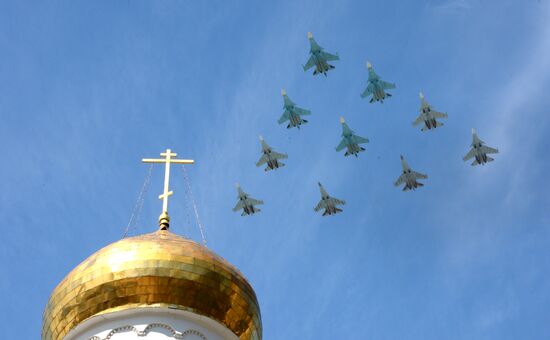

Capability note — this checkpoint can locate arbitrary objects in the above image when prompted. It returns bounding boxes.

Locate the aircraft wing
[412,114,424,126]
[352,135,369,144]
[256,154,268,167]
[295,107,311,116]
[328,197,345,206]
[360,83,375,98]
[379,80,396,90]
[320,51,339,61]
[432,110,448,119]
[412,171,428,180]
[232,200,245,212]
[248,198,264,206]
[314,200,327,212]
[271,151,288,160]
[480,145,498,154]
[463,148,475,161]
[303,55,315,71]
[335,139,348,152]
[394,174,406,186]
[278,110,290,124]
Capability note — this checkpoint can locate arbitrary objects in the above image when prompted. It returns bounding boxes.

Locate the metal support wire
[182,165,207,246]
[123,164,153,238]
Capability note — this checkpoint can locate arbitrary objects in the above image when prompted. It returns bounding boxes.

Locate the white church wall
[65,307,240,340]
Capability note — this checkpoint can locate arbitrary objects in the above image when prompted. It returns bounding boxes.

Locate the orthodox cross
[142,148,194,229]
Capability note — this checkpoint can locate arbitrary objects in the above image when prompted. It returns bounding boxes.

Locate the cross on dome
[142,148,194,230]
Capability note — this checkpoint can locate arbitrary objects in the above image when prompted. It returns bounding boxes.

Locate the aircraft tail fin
[486,156,494,162]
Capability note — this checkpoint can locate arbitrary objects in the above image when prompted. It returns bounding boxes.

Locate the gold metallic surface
[158,211,170,230]
[42,230,262,340]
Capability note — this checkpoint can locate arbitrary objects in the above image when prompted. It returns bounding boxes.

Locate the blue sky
[1,0,549,338]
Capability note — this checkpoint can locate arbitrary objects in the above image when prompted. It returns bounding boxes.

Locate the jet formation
[394,155,428,191]
[232,184,264,216]
[314,182,346,216]
[232,32,499,217]
[360,62,396,103]
[303,32,339,77]
[277,89,311,129]
[256,136,288,171]
[413,92,448,131]
[463,129,499,166]
[335,117,369,157]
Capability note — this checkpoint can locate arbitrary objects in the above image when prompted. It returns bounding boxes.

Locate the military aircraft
[314,182,345,216]
[232,183,264,216]
[394,155,428,191]
[463,129,499,166]
[303,32,339,76]
[360,61,396,103]
[413,92,448,131]
[278,89,311,129]
[335,117,369,157]
[256,136,288,171]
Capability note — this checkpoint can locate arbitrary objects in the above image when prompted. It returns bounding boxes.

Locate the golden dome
[42,230,262,340]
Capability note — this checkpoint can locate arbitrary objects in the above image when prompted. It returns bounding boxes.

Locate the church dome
[42,230,262,340]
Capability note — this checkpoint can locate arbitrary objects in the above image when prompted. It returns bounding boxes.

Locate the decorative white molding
[87,322,207,339]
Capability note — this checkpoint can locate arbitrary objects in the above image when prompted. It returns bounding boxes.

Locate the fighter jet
[314,182,345,216]
[463,129,499,166]
[394,155,428,191]
[360,62,396,103]
[232,183,264,216]
[413,92,448,131]
[303,32,339,76]
[278,89,311,129]
[256,136,288,171]
[335,117,369,157]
